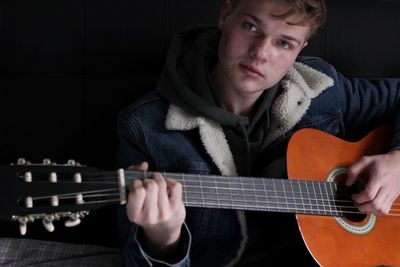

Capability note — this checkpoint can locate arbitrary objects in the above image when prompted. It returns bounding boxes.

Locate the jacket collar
[165,61,334,174]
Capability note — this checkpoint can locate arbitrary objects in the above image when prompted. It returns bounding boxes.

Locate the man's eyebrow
[243,13,303,45]
[244,13,263,25]
[279,34,302,45]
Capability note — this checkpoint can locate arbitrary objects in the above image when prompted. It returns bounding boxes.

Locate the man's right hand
[126,162,186,257]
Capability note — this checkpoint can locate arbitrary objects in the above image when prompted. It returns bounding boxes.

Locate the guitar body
[287,125,400,267]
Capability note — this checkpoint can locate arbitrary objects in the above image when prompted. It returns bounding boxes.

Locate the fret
[251,177,260,211]
[291,180,304,214]
[216,176,234,207]
[317,182,327,215]
[307,180,320,214]
[311,181,319,215]
[252,178,266,211]
[323,182,333,215]
[305,180,317,214]
[228,176,234,208]
[271,179,281,211]
[295,180,304,213]
[198,174,205,208]
[241,177,255,210]
[183,176,203,206]
[212,175,220,208]
[230,176,246,209]
[304,182,314,214]
[261,178,269,212]
[182,173,188,205]
[328,183,342,216]
[281,179,289,212]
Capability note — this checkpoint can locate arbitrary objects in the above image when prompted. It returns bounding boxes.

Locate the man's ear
[218,0,233,29]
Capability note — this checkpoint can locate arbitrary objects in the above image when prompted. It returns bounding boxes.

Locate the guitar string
[28,170,400,216]
[28,186,400,216]
[33,169,400,211]
[29,192,400,216]
[50,177,400,209]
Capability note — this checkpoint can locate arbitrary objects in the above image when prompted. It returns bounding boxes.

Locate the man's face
[216,0,310,99]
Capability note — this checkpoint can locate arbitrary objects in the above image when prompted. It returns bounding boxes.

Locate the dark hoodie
[156,26,309,266]
[156,25,282,177]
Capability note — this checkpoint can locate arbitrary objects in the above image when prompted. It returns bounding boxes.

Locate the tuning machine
[13,211,89,235]
[17,216,34,235]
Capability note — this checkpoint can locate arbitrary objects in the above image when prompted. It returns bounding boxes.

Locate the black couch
[1,0,400,248]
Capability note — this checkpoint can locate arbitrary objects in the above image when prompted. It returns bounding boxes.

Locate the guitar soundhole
[335,177,367,223]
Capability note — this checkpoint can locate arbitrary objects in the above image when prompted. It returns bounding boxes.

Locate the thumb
[127,161,149,171]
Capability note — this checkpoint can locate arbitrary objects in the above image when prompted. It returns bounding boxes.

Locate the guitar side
[287,124,400,267]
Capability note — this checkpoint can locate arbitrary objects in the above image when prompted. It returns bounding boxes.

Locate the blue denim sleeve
[336,72,400,149]
[301,57,400,149]
[116,114,192,267]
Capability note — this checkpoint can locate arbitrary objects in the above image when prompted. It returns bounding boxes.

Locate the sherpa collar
[165,62,334,175]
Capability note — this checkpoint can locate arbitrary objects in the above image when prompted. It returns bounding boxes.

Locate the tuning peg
[48,172,60,206]
[19,222,27,235]
[25,197,33,208]
[18,216,34,235]
[42,215,55,232]
[67,159,81,166]
[17,158,32,165]
[24,172,32,183]
[64,216,81,227]
[17,158,26,165]
[43,158,51,165]
[73,173,84,204]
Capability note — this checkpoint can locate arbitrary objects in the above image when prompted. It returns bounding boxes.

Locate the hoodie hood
[157,25,282,175]
[157,25,250,127]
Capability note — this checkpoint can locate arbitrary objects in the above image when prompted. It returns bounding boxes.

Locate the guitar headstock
[0,158,121,235]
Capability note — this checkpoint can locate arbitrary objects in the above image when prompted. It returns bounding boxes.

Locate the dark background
[1,0,399,247]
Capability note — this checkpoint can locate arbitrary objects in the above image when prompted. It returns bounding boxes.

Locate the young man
[116,0,400,266]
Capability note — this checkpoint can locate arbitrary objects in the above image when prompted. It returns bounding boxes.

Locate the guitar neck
[124,170,352,217]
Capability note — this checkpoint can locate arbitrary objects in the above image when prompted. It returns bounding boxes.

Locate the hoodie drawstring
[237,121,251,176]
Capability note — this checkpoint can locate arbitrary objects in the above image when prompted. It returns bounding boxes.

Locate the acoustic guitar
[0,124,399,266]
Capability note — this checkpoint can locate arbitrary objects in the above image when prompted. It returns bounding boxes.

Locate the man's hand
[126,162,186,257]
[346,149,400,215]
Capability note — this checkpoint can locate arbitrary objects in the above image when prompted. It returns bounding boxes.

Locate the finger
[127,161,149,171]
[166,178,183,207]
[153,173,170,218]
[346,156,373,186]
[379,188,396,215]
[126,179,146,223]
[352,181,380,205]
[141,178,159,224]
[357,200,385,216]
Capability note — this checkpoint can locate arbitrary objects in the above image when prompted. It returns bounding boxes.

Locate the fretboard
[124,171,356,217]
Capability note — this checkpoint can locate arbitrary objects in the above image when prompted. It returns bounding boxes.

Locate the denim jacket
[116,57,400,267]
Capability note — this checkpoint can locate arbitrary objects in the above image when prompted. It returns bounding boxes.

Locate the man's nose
[249,38,271,62]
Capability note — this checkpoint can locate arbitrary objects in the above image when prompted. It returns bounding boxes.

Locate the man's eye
[243,22,257,32]
[277,40,290,49]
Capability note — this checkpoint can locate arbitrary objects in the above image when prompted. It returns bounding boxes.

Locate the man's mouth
[239,64,264,77]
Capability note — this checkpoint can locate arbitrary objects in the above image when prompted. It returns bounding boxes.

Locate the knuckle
[127,213,139,224]
[360,155,370,163]
[131,186,146,198]
[155,177,167,189]
[363,187,375,201]
[171,181,183,191]
[144,179,157,190]
[143,214,157,227]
